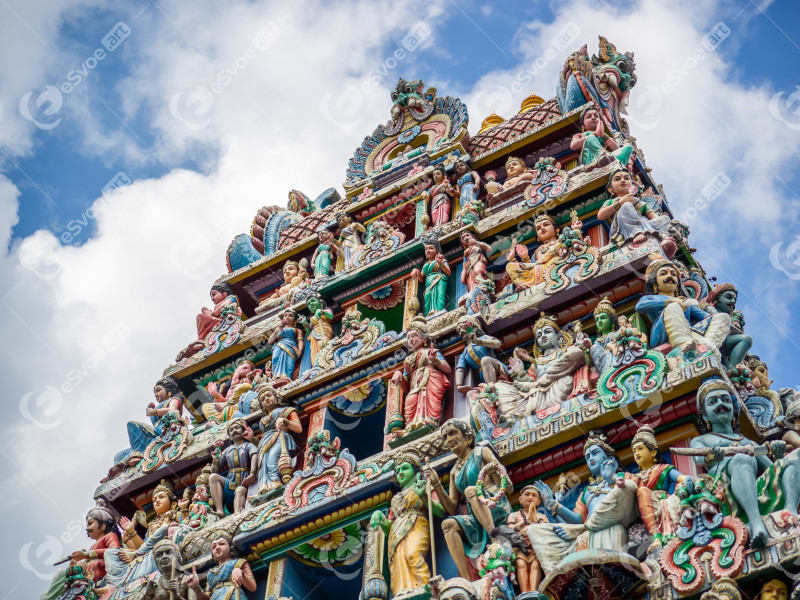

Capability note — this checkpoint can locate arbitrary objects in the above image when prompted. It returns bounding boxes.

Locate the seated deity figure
[636,258,730,357]
[208,419,258,518]
[703,283,752,369]
[485,156,535,196]
[186,531,256,600]
[690,380,800,547]
[179,283,241,359]
[508,313,594,416]
[597,169,671,246]
[253,384,302,493]
[141,540,190,600]
[528,431,639,574]
[505,215,559,290]
[423,419,513,580]
[570,106,634,168]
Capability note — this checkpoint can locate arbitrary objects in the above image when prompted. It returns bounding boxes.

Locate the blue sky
[2,0,800,598]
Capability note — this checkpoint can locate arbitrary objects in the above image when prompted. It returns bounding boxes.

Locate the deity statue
[636,258,730,357]
[454,315,506,394]
[334,213,366,272]
[630,426,684,545]
[302,294,333,368]
[176,489,191,525]
[114,376,185,464]
[311,229,339,279]
[142,540,189,600]
[412,237,451,316]
[186,531,256,600]
[485,156,535,196]
[760,579,789,600]
[529,431,639,574]
[288,189,317,215]
[508,313,594,416]
[268,309,305,383]
[179,282,242,359]
[369,455,444,597]
[391,316,451,432]
[704,283,752,369]
[254,384,302,493]
[587,296,618,375]
[202,360,264,423]
[454,160,482,225]
[422,165,456,227]
[184,466,217,530]
[208,418,257,517]
[504,215,559,290]
[597,169,671,246]
[506,485,548,593]
[459,231,492,295]
[570,106,634,168]
[423,419,513,579]
[689,380,800,547]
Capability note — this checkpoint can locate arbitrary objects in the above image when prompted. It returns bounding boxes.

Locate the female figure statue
[311,229,338,279]
[369,456,444,596]
[202,361,264,423]
[505,215,559,290]
[187,532,256,600]
[423,166,456,226]
[506,485,548,593]
[304,294,333,367]
[597,169,671,246]
[391,317,451,431]
[268,309,305,382]
[254,384,302,493]
[570,107,634,167]
[423,419,512,579]
[459,231,492,294]
[412,238,451,316]
[454,160,481,208]
[335,213,366,272]
[197,283,240,343]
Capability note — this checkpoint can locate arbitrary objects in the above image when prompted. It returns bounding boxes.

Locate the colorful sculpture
[178,282,242,360]
[485,156,535,197]
[423,165,456,226]
[587,296,618,375]
[412,237,451,316]
[760,580,789,600]
[311,228,339,278]
[184,466,217,530]
[597,169,671,246]
[186,531,256,600]
[142,540,189,600]
[254,384,302,493]
[208,418,257,517]
[704,283,752,369]
[570,106,633,167]
[504,215,559,290]
[454,315,506,394]
[303,294,333,368]
[424,419,512,580]
[459,231,492,295]
[506,485,548,593]
[454,160,481,213]
[202,361,263,423]
[268,309,305,383]
[335,213,366,272]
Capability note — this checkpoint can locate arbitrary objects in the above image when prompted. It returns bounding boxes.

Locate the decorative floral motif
[360,282,404,310]
[329,380,387,416]
[291,522,366,566]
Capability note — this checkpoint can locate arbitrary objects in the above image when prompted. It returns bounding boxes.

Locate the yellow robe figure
[388,487,431,596]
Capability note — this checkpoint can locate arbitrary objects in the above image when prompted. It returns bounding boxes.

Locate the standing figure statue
[636,258,730,357]
[423,165,456,227]
[254,384,302,493]
[690,380,800,547]
[208,419,257,518]
[142,540,189,600]
[704,283,752,369]
[506,485,548,593]
[528,431,639,574]
[459,231,492,295]
[505,215,559,290]
[369,455,444,597]
[454,160,481,210]
[334,213,366,272]
[303,294,333,368]
[587,296,618,376]
[570,106,634,168]
[187,531,256,600]
[597,169,671,246]
[423,419,513,579]
[391,317,451,432]
[311,229,339,279]
[268,309,305,383]
[454,315,507,394]
[412,237,451,316]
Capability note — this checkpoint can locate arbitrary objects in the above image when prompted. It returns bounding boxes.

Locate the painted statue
[268,309,305,383]
[412,237,451,316]
[454,314,506,394]
[760,579,789,600]
[335,212,366,272]
[485,156,535,196]
[459,231,492,295]
[288,189,317,216]
[369,455,444,596]
[202,360,264,423]
[631,426,684,545]
[391,316,451,432]
[423,419,513,579]
[587,296,618,375]
[303,294,333,367]
[454,160,481,208]
[636,258,730,357]
[209,418,257,517]
[254,384,302,493]
[184,466,217,530]
[508,313,594,416]
[179,282,241,359]
[311,229,339,279]
[423,165,456,226]
[690,379,800,547]
[597,169,671,246]
[704,283,752,369]
[142,540,189,600]
[186,531,256,600]
[114,376,185,464]
[529,431,639,574]
[506,484,548,593]
[570,106,633,168]
[505,215,559,290]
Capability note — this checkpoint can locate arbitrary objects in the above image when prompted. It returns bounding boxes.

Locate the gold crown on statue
[593,296,617,320]
[532,313,559,334]
[505,156,526,170]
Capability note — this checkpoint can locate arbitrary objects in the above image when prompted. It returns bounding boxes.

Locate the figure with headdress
[570,106,634,167]
[423,165,457,226]
[334,213,366,272]
[202,360,264,423]
[390,317,451,431]
[587,296,618,376]
[412,235,451,316]
[703,283,752,369]
[370,454,444,596]
[528,431,639,574]
[302,294,333,369]
[505,215,559,290]
[187,531,256,600]
[509,313,594,416]
[209,419,258,518]
[454,315,507,394]
[630,426,684,545]
[268,309,305,383]
[178,282,242,360]
[454,159,481,209]
[636,258,730,357]
[485,156,535,196]
[459,231,492,296]
[505,485,548,593]
[311,228,338,279]
[690,380,800,547]
[142,539,189,600]
[597,169,672,247]
[253,384,302,493]
[183,466,217,530]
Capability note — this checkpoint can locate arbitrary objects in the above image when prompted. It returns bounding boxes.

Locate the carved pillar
[302,407,327,470]
[415,194,429,236]
[361,522,389,600]
[264,557,287,600]
[384,377,405,449]
[403,276,420,330]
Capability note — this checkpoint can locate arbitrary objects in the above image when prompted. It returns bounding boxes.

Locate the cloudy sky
[3,0,800,596]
